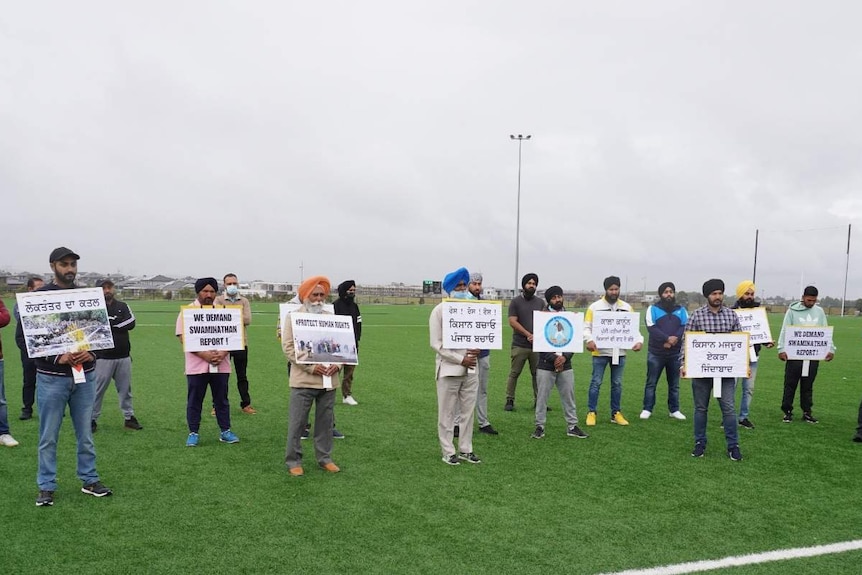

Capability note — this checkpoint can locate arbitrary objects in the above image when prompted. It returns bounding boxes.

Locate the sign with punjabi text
[683,332,749,379]
[441,300,503,350]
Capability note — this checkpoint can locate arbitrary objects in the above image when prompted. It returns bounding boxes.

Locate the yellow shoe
[586,412,597,426]
[612,412,629,426]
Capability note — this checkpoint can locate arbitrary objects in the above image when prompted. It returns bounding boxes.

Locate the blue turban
[442,267,470,294]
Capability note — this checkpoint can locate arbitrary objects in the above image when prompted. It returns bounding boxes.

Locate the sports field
[1,299,860,574]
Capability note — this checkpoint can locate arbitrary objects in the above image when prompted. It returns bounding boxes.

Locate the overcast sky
[3,1,861,300]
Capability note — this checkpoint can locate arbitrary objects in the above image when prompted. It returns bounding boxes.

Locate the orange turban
[298,275,331,302]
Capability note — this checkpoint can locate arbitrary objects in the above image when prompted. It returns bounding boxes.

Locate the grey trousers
[93,357,134,420]
[437,373,479,458]
[535,368,579,428]
[454,355,491,428]
[285,387,335,468]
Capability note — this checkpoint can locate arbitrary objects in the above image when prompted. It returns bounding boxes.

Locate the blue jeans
[36,371,100,491]
[588,355,626,416]
[737,361,758,420]
[642,351,681,413]
[691,377,738,448]
[0,360,9,435]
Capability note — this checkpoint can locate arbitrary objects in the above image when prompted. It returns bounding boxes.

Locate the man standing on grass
[214,273,256,414]
[681,279,743,461]
[640,281,687,421]
[35,247,112,507]
[731,280,773,430]
[1,298,20,447]
[91,279,142,432]
[531,286,588,440]
[777,285,835,424]
[583,276,643,426]
[468,272,498,435]
[334,279,362,406]
[429,267,481,466]
[14,276,43,420]
[176,277,240,447]
[282,276,342,476]
[504,273,544,412]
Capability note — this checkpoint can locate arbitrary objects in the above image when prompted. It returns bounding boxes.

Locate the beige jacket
[429,302,469,379]
[282,304,342,390]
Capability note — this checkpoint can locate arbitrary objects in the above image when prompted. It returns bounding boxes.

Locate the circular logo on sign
[544,316,573,348]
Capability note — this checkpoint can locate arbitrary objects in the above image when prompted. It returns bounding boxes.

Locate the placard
[783,326,833,360]
[440,300,503,350]
[683,332,749,378]
[591,311,641,349]
[733,308,773,345]
[181,305,245,352]
[532,311,584,353]
[290,312,358,365]
[16,287,114,358]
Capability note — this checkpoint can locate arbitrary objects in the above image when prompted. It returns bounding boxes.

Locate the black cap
[97,278,114,288]
[49,246,80,263]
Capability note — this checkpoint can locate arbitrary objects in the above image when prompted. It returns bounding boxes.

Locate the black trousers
[20,347,37,412]
[188,372,230,433]
[781,360,819,414]
[230,347,251,408]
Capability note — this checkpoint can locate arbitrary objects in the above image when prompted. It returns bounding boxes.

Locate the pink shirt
[176,300,232,375]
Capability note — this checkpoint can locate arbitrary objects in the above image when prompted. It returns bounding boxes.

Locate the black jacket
[94,298,135,359]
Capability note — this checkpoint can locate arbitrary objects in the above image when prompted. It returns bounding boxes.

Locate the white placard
[592,311,641,350]
[16,288,114,358]
[733,308,773,345]
[532,311,584,353]
[440,300,503,350]
[278,302,333,338]
[783,326,833,360]
[290,312,358,365]
[181,305,245,352]
[684,332,750,378]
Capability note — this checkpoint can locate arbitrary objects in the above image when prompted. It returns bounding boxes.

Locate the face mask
[226,285,239,296]
[451,291,475,300]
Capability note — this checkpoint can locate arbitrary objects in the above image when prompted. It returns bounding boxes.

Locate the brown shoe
[242,406,257,415]
[320,462,340,473]
[288,466,304,477]
[210,408,216,417]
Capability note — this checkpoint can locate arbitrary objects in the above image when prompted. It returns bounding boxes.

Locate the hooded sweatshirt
[777,301,836,353]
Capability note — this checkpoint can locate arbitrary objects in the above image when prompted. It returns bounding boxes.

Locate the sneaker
[320,462,341,473]
[342,396,358,406]
[739,418,755,430]
[332,428,345,439]
[0,434,19,447]
[853,432,862,443]
[301,425,310,440]
[586,411,597,426]
[36,490,54,506]
[458,451,481,464]
[219,430,240,443]
[567,425,589,438]
[91,420,97,433]
[611,412,629,426]
[453,425,460,438]
[504,399,514,412]
[727,445,743,461]
[19,409,33,420]
[691,442,706,458]
[186,432,199,447]
[531,425,545,439]
[479,424,499,435]
[639,410,651,419]
[783,412,793,423]
[669,411,687,420]
[241,405,257,415]
[803,412,818,424]
[124,416,143,430]
[442,454,460,465]
[82,481,113,497]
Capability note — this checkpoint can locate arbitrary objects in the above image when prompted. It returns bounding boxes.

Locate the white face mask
[226,285,239,296]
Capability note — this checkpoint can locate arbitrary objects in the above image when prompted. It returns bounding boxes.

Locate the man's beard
[549,302,564,311]
[659,296,675,310]
[737,297,758,308]
[307,302,325,314]
[605,293,619,304]
[523,287,536,299]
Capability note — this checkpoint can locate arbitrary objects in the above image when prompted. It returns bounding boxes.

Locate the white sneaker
[342,396,358,406]
[0,434,19,447]
[639,410,651,420]
[669,411,687,420]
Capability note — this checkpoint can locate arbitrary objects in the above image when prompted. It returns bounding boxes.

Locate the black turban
[338,280,356,298]
[521,273,538,288]
[658,282,675,296]
[195,277,219,294]
[603,276,621,290]
[702,278,725,297]
[544,285,563,303]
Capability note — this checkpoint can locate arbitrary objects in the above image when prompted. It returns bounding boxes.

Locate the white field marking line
[598,540,862,575]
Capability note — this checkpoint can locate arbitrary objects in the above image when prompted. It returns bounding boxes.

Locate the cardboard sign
[290,312,358,365]
[684,332,750,379]
[440,300,504,350]
[733,307,773,345]
[591,311,641,350]
[181,305,245,352]
[532,311,584,353]
[783,326,833,360]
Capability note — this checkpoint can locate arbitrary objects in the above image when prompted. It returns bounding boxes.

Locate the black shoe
[504,399,514,412]
[783,412,793,423]
[803,412,818,424]
[81,482,113,497]
[478,424,499,435]
[453,425,460,438]
[727,445,743,461]
[567,425,589,438]
[20,409,33,421]
[691,442,706,458]
[739,418,755,430]
[124,416,143,430]
[36,490,54,507]
[853,432,862,443]
[531,425,545,439]
[91,420,97,433]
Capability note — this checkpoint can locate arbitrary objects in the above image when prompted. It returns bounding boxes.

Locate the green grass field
[1,299,860,574]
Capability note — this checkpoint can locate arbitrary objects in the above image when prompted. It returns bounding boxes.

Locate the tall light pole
[510,134,531,294]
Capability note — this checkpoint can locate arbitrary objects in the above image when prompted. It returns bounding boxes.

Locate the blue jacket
[645,303,687,356]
